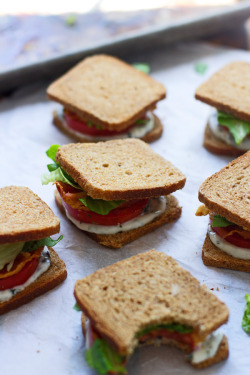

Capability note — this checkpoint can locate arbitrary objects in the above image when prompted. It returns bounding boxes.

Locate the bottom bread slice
[0,248,67,315]
[202,233,250,272]
[55,190,181,249]
[53,111,163,143]
[203,123,245,157]
[81,313,228,369]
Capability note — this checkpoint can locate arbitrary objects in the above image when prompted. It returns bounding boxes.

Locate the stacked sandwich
[0,186,67,314]
[196,151,250,272]
[42,139,186,248]
[195,62,250,155]
[74,250,229,374]
[47,55,166,142]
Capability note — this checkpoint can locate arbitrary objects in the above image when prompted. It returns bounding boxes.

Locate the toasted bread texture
[0,186,60,244]
[47,55,166,131]
[55,139,186,200]
[0,248,67,315]
[55,190,181,249]
[199,151,250,231]
[195,62,250,122]
[74,250,229,357]
[191,335,229,369]
[202,234,250,272]
[52,110,163,143]
[203,123,245,156]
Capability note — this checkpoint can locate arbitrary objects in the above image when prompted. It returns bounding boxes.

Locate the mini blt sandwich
[0,186,67,314]
[42,139,186,249]
[196,151,250,272]
[47,55,166,143]
[74,250,229,374]
[195,62,250,156]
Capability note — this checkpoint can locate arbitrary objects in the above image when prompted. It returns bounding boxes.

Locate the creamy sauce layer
[208,224,250,260]
[0,248,51,302]
[208,111,250,151]
[65,197,166,235]
[57,110,155,141]
[191,331,223,364]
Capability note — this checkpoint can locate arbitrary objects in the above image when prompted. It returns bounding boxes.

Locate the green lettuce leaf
[133,63,150,74]
[0,242,25,271]
[22,235,63,252]
[218,111,250,145]
[46,144,60,162]
[242,294,250,333]
[79,197,124,215]
[41,167,80,189]
[73,302,81,311]
[137,322,193,338]
[194,62,208,75]
[212,215,233,228]
[85,339,126,375]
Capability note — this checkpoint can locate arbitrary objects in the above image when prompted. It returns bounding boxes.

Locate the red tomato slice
[139,328,195,350]
[62,197,149,226]
[211,220,250,249]
[0,255,40,291]
[64,110,138,137]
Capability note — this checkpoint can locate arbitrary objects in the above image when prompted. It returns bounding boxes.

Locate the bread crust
[55,139,186,201]
[191,335,229,369]
[203,123,245,156]
[198,151,250,231]
[52,110,163,143]
[55,189,181,249]
[202,233,250,272]
[0,248,67,315]
[0,186,60,244]
[47,54,166,131]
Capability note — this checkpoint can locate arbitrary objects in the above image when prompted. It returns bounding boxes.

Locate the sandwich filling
[56,109,155,141]
[84,320,223,374]
[42,145,166,234]
[196,206,250,259]
[0,236,62,302]
[208,110,250,150]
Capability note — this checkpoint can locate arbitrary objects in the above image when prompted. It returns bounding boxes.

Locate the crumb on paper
[37,350,40,353]
[216,287,219,291]
[210,288,214,291]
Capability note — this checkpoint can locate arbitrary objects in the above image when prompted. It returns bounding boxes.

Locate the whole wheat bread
[74,250,229,357]
[47,55,166,131]
[0,186,60,244]
[199,151,250,230]
[55,139,186,200]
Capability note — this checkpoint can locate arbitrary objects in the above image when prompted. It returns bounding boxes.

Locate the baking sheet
[0,42,249,375]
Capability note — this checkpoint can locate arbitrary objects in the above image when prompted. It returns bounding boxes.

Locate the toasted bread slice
[53,110,163,143]
[199,151,250,231]
[203,123,245,156]
[202,234,250,272]
[55,139,186,200]
[55,190,181,249]
[195,62,250,122]
[74,250,229,357]
[0,186,60,244]
[47,55,166,132]
[80,312,228,369]
[0,248,67,315]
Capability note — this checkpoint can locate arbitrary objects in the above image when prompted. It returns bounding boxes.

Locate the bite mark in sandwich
[195,62,250,155]
[42,140,186,248]
[0,186,67,314]
[196,151,250,272]
[47,55,166,143]
[74,250,229,373]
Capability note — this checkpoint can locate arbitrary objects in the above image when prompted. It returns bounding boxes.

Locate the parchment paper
[0,42,249,375]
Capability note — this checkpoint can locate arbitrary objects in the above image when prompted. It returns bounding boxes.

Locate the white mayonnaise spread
[0,248,51,302]
[208,224,250,260]
[57,110,155,141]
[208,111,250,151]
[191,331,223,364]
[65,197,166,235]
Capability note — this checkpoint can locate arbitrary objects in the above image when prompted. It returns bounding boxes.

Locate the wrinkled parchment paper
[0,43,249,375]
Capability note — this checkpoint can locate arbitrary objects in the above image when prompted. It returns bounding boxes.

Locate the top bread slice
[47,54,166,131]
[195,62,250,122]
[74,250,229,356]
[199,151,250,230]
[0,186,60,244]
[55,139,186,200]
